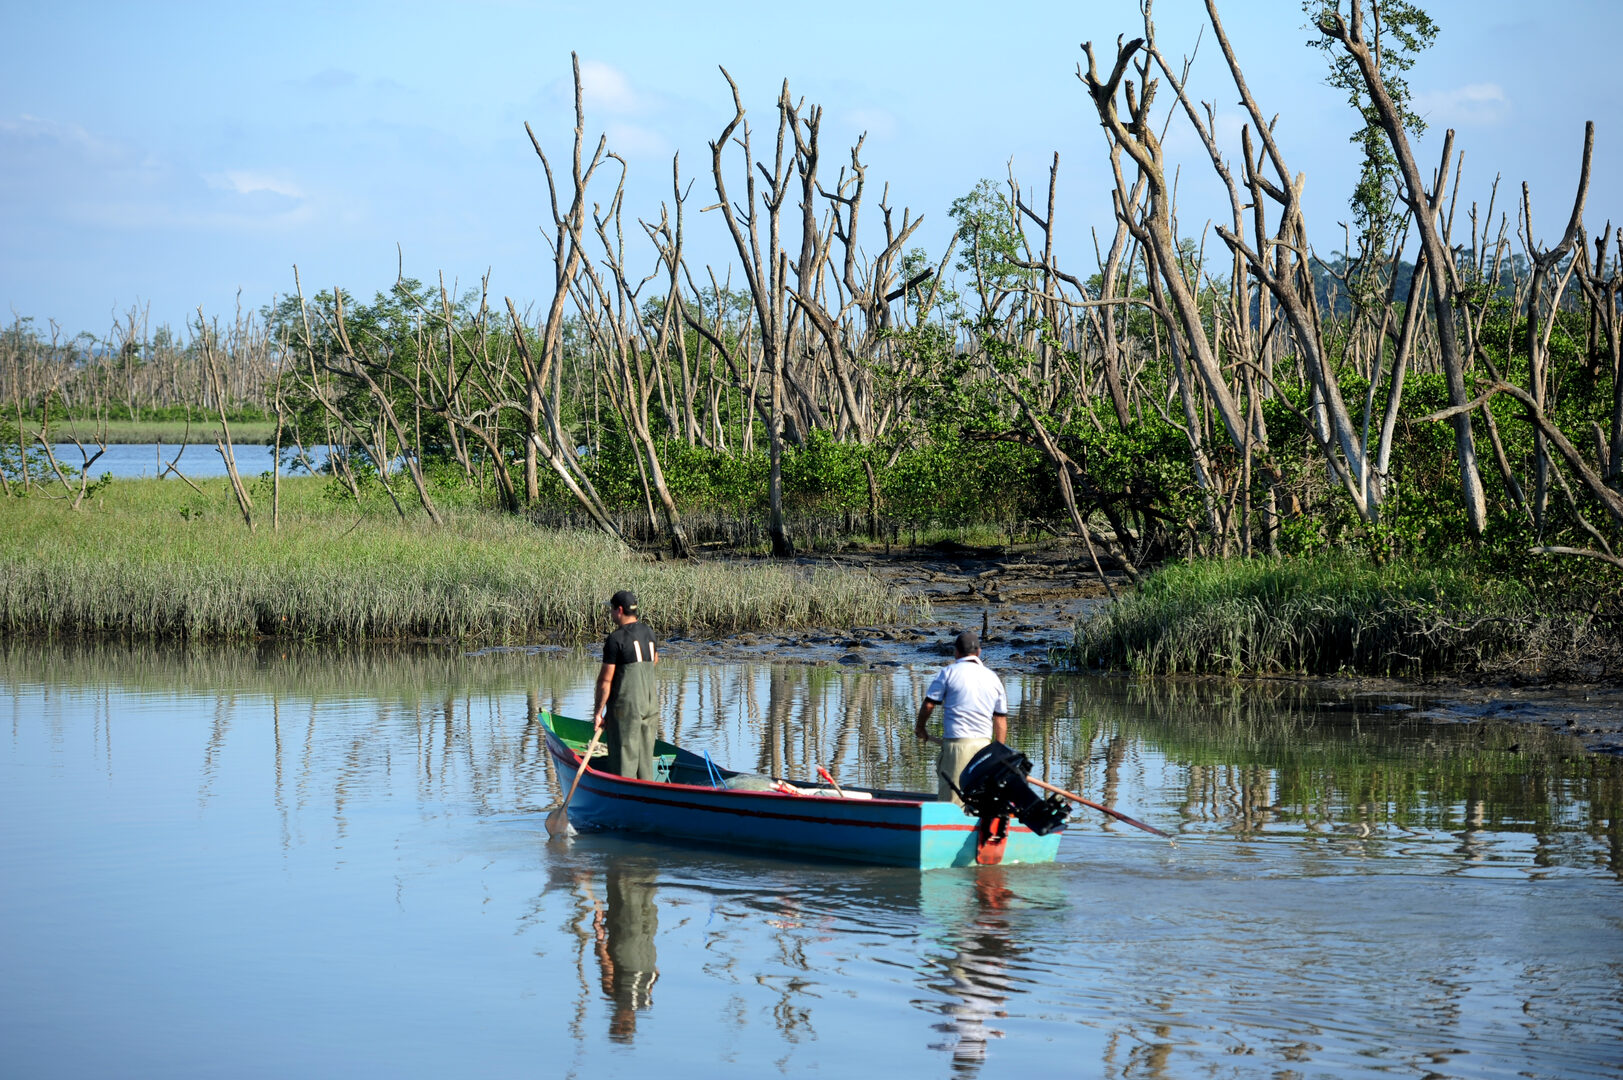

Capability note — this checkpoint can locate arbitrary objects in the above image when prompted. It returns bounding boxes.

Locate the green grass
[22,418,279,445]
[0,477,906,643]
[1058,553,1612,678]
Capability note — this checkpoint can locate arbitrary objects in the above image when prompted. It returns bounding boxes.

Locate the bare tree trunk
[1318,2,1487,533]
[199,311,255,531]
[709,70,796,556]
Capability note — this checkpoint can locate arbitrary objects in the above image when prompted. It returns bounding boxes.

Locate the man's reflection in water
[928,867,1021,1076]
[591,868,659,1043]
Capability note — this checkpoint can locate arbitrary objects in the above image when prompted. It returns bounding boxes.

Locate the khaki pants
[937,737,992,810]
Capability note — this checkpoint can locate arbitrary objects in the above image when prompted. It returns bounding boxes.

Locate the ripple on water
[3,643,1622,1079]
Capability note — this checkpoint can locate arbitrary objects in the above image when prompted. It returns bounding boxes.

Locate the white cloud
[605,122,670,159]
[2,112,316,233]
[207,171,305,199]
[844,107,899,141]
[1,114,134,165]
[1414,83,1509,127]
[577,60,642,115]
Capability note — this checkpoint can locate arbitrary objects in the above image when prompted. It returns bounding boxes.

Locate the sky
[3,0,1619,337]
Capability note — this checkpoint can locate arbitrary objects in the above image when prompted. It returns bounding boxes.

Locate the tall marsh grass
[0,478,903,643]
[1060,554,1610,678]
[25,418,279,445]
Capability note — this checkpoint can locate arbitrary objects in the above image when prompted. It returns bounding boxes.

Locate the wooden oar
[1024,775,1170,838]
[817,766,846,797]
[545,726,603,838]
[920,733,1169,838]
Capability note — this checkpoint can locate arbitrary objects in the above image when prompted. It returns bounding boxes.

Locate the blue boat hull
[542,712,1062,870]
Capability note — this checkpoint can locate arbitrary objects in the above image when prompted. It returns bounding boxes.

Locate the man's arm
[914,699,937,740]
[992,712,1007,743]
[593,662,616,730]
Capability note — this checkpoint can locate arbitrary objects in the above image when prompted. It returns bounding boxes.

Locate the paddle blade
[544,804,577,839]
[545,728,602,840]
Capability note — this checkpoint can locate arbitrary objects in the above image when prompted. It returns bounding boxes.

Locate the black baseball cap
[609,590,639,614]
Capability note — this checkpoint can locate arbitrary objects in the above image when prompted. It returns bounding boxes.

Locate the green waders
[604,660,659,780]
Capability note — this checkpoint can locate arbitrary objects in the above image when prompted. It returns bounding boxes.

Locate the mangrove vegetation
[3,0,1621,664]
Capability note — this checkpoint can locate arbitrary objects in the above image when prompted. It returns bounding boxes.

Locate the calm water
[50,442,329,480]
[3,642,1620,1079]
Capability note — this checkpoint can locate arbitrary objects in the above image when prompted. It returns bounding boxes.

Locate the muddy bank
[652,542,1623,758]
[661,539,1112,669]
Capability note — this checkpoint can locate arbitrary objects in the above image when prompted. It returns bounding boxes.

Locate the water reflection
[4,640,1623,1079]
[2,639,1619,878]
[570,863,661,1042]
[924,868,1020,1076]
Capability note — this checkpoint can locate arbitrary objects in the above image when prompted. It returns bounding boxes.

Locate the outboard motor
[954,742,1069,836]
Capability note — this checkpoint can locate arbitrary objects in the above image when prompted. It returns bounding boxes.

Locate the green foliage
[947,179,1032,301]
[559,421,1060,535]
[265,279,508,488]
[0,421,59,489]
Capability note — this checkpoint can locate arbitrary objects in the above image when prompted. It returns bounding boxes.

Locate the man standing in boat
[594,590,660,779]
[914,630,1008,810]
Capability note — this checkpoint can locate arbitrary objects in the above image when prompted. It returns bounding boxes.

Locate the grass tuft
[1058,553,1614,678]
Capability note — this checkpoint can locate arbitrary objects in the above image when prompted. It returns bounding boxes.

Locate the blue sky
[4,0,1618,336]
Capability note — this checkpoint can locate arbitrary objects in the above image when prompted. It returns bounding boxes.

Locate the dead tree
[707,69,796,556]
[1079,33,1251,454]
[197,309,256,530]
[576,154,692,558]
[1518,123,1593,530]
[1575,223,1623,478]
[524,52,613,512]
[1315,0,1489,533]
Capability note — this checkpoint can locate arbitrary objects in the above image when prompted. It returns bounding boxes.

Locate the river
[2,640,1619,1078]
[48,442,328,480]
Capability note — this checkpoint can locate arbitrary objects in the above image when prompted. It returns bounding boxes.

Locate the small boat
[540,711,1064,869]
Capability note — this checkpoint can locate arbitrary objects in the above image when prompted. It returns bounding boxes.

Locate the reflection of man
[914,631,1008,810]
[594,869,659,1043]
[593,590,660,779]
[929,867,1015,1076]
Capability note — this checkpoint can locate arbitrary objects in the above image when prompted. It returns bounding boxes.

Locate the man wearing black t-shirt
[593,589,660,779]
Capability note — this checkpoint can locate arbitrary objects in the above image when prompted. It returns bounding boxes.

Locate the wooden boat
[540,711,1064,870]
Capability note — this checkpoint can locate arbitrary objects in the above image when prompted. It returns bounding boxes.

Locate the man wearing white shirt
[914,630,1008,810]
